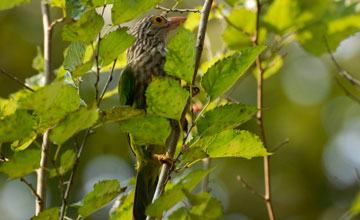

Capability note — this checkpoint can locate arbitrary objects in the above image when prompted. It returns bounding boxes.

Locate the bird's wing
[118,64,135,106]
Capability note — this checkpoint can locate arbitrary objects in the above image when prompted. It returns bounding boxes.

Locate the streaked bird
[118,15,186,220]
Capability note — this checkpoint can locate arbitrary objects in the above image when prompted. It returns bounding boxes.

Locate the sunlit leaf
[197,103,257,137]
[50,104,98,144]
[49,149,76,177]
[146,77,189,120]
[118,115,171,146]
[48,0,65,8]
[111,0,162,25]
[72,61,93,77]
[168,207,188,220]
[97,106,145,126]
[207,130,269,158]
[0,0,30,10]
[78,179,123,218]
[11,132,37,151]
[0,149,41,179]
[64,42,86,71]
[20,81,80,129]
[63,9,104,43]
[165,26,195,83]
[99,28,135,66]
[253,55,283,80]
[0,110,34,142]
[0,98,17,118]
[201,46,266,101]
[109,190,134,220]
[264,0,300,33]
[146,169,212,217]
[30,207,59,220]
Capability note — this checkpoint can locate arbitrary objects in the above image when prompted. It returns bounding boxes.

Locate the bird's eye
[153,16,165,25]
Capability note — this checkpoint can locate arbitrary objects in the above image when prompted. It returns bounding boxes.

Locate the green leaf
[0,110,34,142]
[20,81,80,129]
[48,0,65,8]
[201,46,266,101]
[66,0,85,20]
[165,26,195,83]
[111,0,162,25]
[0,0,30,10]
[118,115,171,146]
[72,61,93,77]
[183,190,223,219]
[78,179,123,218]
[254,55,283,80]
[50,104,98,144]
[146,169,212,217]
[63,42,86,71]
[168,207,188,220]
[146,77,189,120]
[81,0,112,8]
[49,149,76,177]
[0,97,17,118]
[62,9,104,43]
[0,149,41,179]
[99,28,135,66]
[206,130,269,158]
[32,46,44,72]
[181,146,208,164]
[30,207,60,220]
[197,103,257,137]
[109,190,135,220]
[350,192,360,217]
[25,73,45,88]
[264,0,300,33]
[222,8,256,50]
[97,106,145,126]
[11,132,37,151]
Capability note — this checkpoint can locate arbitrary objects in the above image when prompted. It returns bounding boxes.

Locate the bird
[118,15,187,220]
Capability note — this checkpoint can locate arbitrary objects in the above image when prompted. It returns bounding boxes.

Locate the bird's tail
[133,161,159,220]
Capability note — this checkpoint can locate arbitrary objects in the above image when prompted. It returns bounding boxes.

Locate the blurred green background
[1,0,360,219]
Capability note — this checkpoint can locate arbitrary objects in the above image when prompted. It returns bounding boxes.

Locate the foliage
[1,0,359,219]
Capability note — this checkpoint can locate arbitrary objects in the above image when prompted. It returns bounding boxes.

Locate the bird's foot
[184,85,200,97]
[153,154,173,166]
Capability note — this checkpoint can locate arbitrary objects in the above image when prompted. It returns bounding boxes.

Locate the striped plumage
[118,15,186,220]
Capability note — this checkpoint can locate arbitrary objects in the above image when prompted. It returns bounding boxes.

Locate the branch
[156,5,201,13]
[60,129,91,220]
[94,6,107,100]
[97,58,117,105]
[0,67,34,92]
[252,1,276,219]
[323,36,360,89]
[269,138,290,153]
[36,1,53,215]
[148,1,214,218]
[21,177,43,202]
[237,176,265,200]
[49,17,65,30]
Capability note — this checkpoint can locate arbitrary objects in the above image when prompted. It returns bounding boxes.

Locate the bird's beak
[167,17,187,31]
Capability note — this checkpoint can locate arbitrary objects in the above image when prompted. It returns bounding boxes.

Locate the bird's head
[129,15,187,41]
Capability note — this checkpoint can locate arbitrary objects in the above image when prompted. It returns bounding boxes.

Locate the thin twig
[269,138,290,153]
[156,5,201,13]
[36,1,53,215]
[253,1,276,219]
[94,6,107,100]
[323,36,360,89]
[334,77,360,103]
[97,58,117,105]
[237,176,265,200]
[59,128,91,220]
[21,177,43,202]
[148,1,214,219]
[0,67,34,92]
[49,17,65,30]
